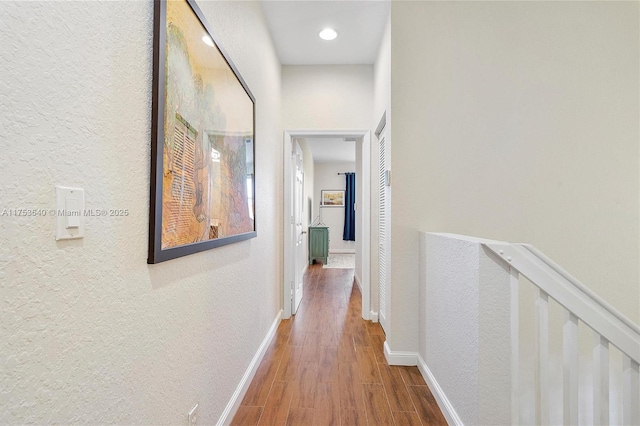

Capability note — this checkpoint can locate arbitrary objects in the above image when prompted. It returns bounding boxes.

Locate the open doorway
[307,137,356,262]
[283,130,372,321]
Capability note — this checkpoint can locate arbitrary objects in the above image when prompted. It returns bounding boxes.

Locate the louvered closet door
[378,130,390,332]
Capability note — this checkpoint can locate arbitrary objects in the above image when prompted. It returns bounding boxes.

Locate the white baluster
[592,333,609,426]
[535,288,549,425]
[563,310,579,425]
[510,268,520,425]
[622,355,639,425]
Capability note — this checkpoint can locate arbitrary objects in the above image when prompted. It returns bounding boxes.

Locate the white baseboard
[383,341,418,366]
[417,354,463,426]
[217,310,282,426]
[354,274,362,292]
[329,249,356,254]
[369,311,379,322]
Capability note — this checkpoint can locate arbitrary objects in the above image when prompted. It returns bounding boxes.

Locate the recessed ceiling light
[202,35,214,47]
[319,28,338,41]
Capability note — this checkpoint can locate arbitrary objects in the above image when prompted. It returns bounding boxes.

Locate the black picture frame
[148,0,256,264]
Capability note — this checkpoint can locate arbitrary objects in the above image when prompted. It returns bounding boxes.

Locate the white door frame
[283,130,372,320]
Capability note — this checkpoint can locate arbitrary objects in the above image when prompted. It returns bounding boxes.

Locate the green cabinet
[308,226,329,265]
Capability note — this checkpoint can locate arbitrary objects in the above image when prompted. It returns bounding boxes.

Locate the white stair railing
[483,242,640,426]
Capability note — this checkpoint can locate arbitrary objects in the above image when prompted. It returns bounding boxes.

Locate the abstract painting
[149,0,256,263]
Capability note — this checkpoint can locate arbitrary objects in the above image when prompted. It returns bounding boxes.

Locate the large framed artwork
[148,0,256,264]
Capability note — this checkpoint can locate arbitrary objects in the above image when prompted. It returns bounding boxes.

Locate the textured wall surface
[420,232,511,426]
[390,1,640,355]
[282,65,373,131]
[421,233,481,425]
[0,1,282,423]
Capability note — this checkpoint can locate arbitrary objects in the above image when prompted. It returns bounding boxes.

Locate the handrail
[483,241,640,363]
[520,243,640,336]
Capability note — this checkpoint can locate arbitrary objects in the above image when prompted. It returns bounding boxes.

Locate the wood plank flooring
[232,264,447,426]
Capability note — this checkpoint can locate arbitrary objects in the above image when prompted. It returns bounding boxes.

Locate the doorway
[283,130,372,320]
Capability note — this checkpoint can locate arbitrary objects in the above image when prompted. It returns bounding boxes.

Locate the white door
[292,140,305,314]
[378,127,390,332]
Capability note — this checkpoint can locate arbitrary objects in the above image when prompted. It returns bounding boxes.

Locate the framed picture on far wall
[148,0,256,264]
[321,190,345,207]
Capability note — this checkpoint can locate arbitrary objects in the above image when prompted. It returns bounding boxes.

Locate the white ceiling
[261,0,390,65]
[306,137,356,163]
[263,1,385,162]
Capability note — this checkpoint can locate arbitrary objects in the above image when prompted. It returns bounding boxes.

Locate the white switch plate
[188,403,198,426]
[55,186,85,240]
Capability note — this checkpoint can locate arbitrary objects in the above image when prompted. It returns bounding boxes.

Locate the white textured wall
[314,162,356,253]
[373,13,391,131]
[390,1,640,354]
[420,233,511,426]
[0,1,282,423]
[282,65,373,130]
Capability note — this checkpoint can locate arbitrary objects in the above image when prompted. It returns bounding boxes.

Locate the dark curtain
[343,173,356,241]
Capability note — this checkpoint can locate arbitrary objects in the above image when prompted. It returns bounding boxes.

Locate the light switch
[55,186,85,240]
[65,197,80,228]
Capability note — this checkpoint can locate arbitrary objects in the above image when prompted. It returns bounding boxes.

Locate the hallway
[232,264,447,425]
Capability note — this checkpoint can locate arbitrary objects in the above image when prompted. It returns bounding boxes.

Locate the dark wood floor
[231,264,447,426]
